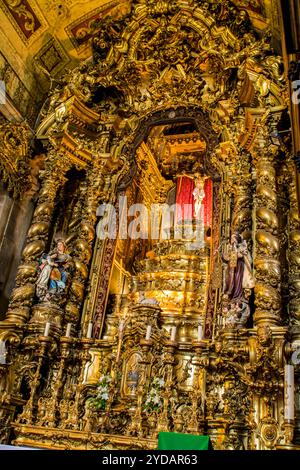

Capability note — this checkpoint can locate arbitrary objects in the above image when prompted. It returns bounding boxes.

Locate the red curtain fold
[203,178,213,227]
[175,176,195,223]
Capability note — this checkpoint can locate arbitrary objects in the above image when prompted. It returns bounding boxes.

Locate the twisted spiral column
[65,126,115,328]
[65,163,106,326]
[253,143,281,327]
[5,148,70,324]
[287,163,300,333]
[231,153,252,240]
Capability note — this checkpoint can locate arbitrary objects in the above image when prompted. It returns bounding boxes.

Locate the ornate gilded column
[288,161,300,333]
[64,161,106,326]
[67,125,121,331]
[252,124,282,327]
[211,143,253,335]
[5,146,70,324]
[286,157,300,445]
[231,150,252,241]
[80,174,120,339]
[80,137,129,339]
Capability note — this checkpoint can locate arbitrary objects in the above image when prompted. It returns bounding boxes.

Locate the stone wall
[0,186,33,318]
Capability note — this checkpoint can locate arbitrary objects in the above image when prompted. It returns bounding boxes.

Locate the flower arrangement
[88,374,112,411]
[143,377,165,412]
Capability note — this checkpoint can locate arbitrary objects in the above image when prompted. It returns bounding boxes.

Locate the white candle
[170,326,177,342]
[0,340,6,365]
[86,322,93,339]
[119,319,125,333]
[65,323,72,338]
[44,322,50,337]
[284,364,295,420]
[197,325,203,341]
[146,325,152,340]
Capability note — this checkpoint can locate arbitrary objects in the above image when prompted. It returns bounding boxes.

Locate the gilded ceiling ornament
[0,0,43,42]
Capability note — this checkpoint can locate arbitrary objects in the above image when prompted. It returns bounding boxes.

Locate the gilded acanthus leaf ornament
[43,0,285,133]
[0,122,32,197]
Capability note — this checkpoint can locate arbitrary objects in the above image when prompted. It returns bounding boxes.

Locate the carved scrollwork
[0,122,32,197]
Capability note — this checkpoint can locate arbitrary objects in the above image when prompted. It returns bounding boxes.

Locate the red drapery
[203,178,213,227]
[175,176,194,223]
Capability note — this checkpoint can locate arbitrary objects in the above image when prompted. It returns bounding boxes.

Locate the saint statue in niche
[36,239,72,302]
[221,232,255,328]
[222,232,254,299]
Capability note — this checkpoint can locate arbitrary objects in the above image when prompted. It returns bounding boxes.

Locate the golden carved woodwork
[0,122,33,197]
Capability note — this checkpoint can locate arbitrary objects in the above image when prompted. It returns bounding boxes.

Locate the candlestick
[0,340,6,365]
[65,323,72,338]
[284,364,295,420]
[44,322,51,337]
[119,319,125,333]
[170,326,176,342]
[145,325,152,340]
[197,325,203,341]
[86,322,93,339]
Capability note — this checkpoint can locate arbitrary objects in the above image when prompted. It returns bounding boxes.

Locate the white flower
[152,395,161,405]
[99,374,111,385]
[152,377,164,387]
[143,377,165,410]
[100,392,109,400]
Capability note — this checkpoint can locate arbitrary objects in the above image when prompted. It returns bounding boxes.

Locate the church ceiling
[0,1,129,82]
[0,0,281,78]
[0,0,282,125]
